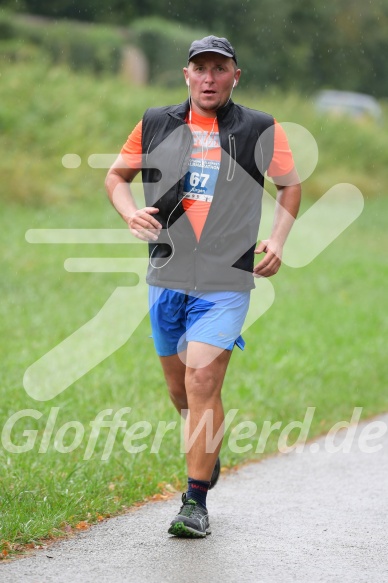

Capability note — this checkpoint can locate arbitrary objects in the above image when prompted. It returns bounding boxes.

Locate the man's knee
[185,342,231,400]
[185,367,222,401]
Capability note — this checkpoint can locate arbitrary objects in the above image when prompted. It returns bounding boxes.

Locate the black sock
[186,477,210,509]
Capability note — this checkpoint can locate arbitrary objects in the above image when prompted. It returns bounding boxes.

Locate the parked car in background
[315,90,382,121]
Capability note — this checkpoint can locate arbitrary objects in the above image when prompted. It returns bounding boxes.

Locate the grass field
[1,59,387,555]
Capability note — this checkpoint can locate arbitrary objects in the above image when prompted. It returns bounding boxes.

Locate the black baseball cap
[188,35,238,65]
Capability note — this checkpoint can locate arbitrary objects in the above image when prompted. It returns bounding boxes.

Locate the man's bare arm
[253,167,301,278]
[105,155,162,241]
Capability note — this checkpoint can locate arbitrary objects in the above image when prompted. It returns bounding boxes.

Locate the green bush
[23,20,124,74]
[0,13,124,75]
[0,9,17,39]
[130,17,207,86]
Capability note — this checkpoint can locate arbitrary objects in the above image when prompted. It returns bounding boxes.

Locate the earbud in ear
[233,80,237,88]
[186,79,190,87]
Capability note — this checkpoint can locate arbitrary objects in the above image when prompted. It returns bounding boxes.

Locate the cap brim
[189,48,235,61]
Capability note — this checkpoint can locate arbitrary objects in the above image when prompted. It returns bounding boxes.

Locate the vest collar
[169,98,235,123]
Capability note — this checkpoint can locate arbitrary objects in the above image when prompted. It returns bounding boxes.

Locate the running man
[105,35,301,537]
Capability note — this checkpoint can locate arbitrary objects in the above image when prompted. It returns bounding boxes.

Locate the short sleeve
[266,120,295,178]
[120,120,143,168]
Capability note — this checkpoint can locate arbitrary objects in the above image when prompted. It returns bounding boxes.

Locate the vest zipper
[180,129,197,289]
[146,133,157,162]
[227,134,236,181]
[178,127,193,201]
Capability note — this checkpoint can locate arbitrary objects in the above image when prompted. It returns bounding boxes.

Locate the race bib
[183,158,220,203]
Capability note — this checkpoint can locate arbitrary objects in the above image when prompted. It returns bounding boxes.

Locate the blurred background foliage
[1,0,388,94]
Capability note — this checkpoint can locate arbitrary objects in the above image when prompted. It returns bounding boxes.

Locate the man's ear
[183,67,189,87]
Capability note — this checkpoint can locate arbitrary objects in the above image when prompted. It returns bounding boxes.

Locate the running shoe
[209,456,221,490]
[168,493,211,538]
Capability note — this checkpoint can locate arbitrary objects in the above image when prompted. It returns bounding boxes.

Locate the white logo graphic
[23,123,363,401]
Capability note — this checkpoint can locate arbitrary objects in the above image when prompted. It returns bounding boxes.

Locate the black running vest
[141,99,274,291]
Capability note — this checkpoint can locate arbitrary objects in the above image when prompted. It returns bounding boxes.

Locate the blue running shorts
[148,285,250,357]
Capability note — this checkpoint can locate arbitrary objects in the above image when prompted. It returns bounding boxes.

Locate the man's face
[183,53,241,117]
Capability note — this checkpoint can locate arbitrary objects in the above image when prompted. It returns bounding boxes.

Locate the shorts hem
[153,337,245,356]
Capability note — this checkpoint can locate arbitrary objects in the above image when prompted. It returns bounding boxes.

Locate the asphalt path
[1,414,388,583]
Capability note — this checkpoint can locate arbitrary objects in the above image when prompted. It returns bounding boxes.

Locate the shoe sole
[168,521,211,538]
